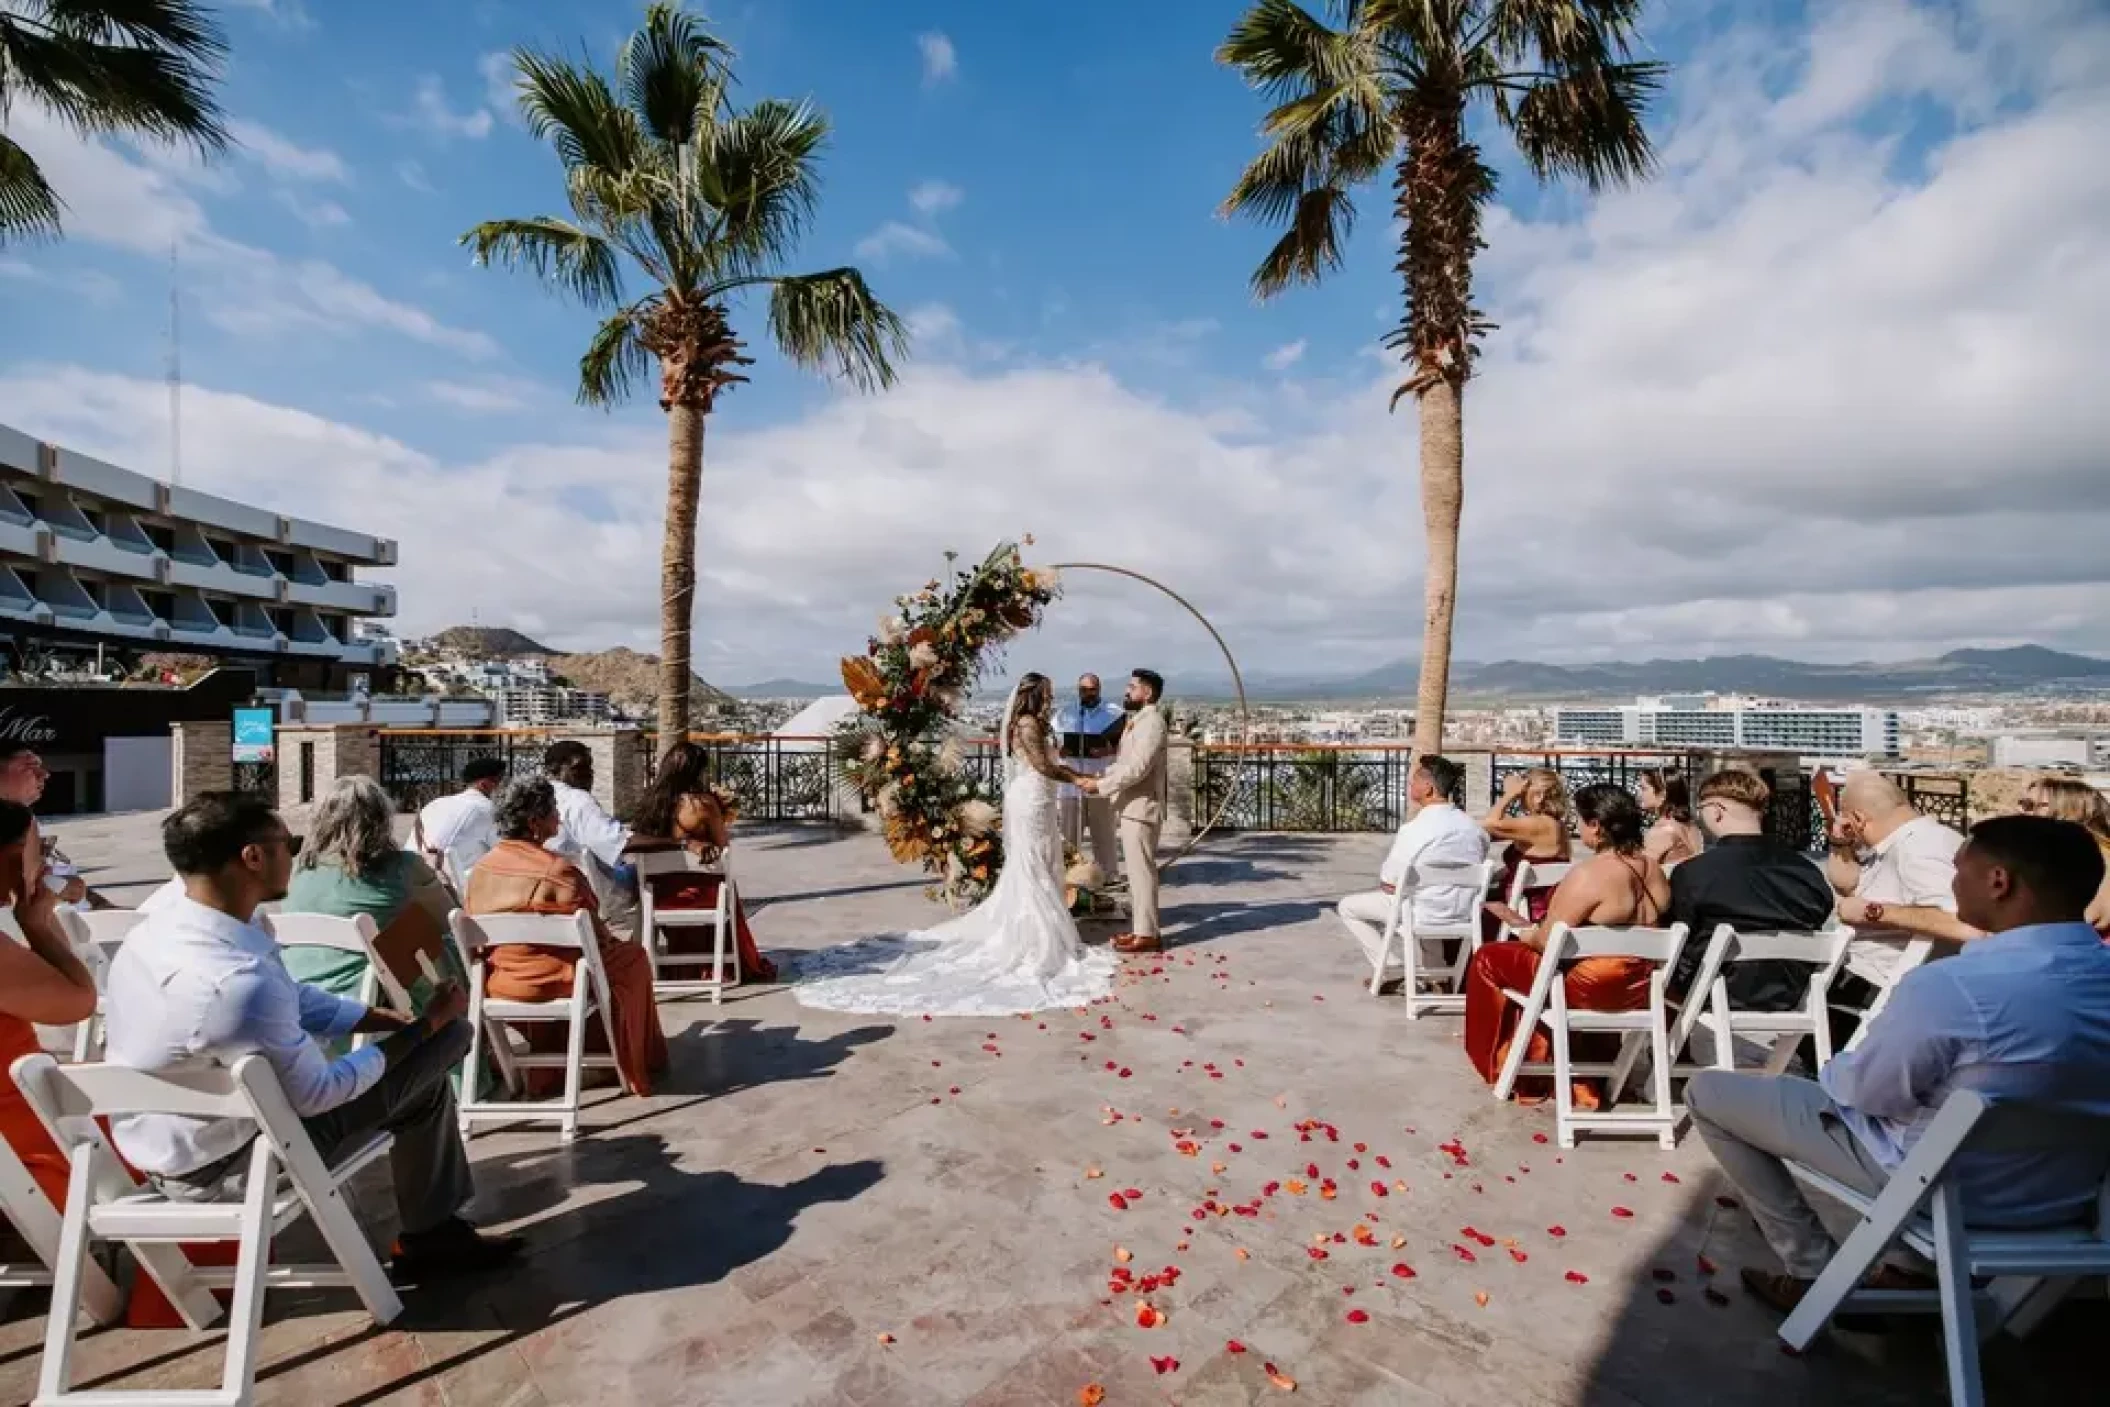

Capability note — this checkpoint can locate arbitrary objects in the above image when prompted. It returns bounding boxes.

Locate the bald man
[1824,771,1976,994]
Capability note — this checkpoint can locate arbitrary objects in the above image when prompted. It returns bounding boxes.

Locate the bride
[793,672,1119,1017]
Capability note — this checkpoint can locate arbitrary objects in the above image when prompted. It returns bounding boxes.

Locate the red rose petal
[1307,1247,1329,1260]
[1547,1225,1568,1237]
[1652,1268,1676,1283]
[1697,1254,1719,1276]
[1375,1155,1392,1168]
[1565,1271,1589,1285]
[1108,1193,1128,1210]
[1532,1133,1549,1144]
[1611,1207,1635,1219]
[1452,1244,1477,1263]
[1122,1189,1142,1200]
[1661,1172,1681,1184]
[1655,1288,1676,1305]
[1345,1309,1369,1324]
[1390,1263,1416,1279]
[1704,1286,1732,1307]
[1370,1181,1388,1197]
[1507,1248,1528,1263]
[1226,1339,1248,1354]
[1151,1355,1180,1375]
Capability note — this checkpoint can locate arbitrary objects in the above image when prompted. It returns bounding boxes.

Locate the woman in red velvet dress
[0,801,99,1213]
[1466,783,1671,1106]
[626,742,776,983]
[1478,768,1573,944]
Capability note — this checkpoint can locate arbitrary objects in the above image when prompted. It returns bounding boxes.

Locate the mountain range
[720,645,2110,704]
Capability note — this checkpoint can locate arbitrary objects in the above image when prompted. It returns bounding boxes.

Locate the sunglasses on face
[2017,798,2042,813]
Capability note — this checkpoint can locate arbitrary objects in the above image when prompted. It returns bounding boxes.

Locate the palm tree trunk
[658,402,705,740]
[1413,377,1463,762]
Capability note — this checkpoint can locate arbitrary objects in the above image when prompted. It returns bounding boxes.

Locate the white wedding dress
[793,717,1118,1017]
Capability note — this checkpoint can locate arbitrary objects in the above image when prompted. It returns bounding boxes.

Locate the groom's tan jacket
[1096,705,1169,826]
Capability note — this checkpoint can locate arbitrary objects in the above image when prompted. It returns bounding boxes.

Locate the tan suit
[1095,705,1170,939]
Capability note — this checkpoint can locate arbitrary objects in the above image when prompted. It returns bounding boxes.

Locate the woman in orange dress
[1478,767,1573,944]
[463,779,667,1097]
[0,800,99,1208]
[1465,783,1671,1103]
[625,741,775,982]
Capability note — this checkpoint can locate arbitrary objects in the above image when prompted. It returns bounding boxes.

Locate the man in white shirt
[1336,755,1488,988]
[1052,673,1124,882]
[410,757,505,889]
[543,740,638,934]
[104,792,518,1280]
[1823,772,1971,993]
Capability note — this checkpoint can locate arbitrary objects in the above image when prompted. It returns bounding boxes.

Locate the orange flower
[840,655,887,708]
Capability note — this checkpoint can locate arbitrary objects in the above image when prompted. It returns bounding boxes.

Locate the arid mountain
[427,626,555,657]
[549,647,734,713]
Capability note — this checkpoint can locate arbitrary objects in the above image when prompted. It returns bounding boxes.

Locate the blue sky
[3,0,2108,685]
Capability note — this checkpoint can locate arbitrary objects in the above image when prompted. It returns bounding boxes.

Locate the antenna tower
[166,242,183,487]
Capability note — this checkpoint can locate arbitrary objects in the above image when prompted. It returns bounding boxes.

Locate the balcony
[27,810,2057,1406]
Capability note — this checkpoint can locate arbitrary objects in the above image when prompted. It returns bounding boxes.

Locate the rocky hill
[426,625,554,658]
[549,647,734,714]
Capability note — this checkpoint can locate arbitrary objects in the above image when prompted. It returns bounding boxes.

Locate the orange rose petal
[1265,1366,1298,1392]
[1234,1248,1251,1261]
[1474,1291,1491,1307]
[876,1332,895,1345]
[1085,1166,1103,1179]
[1114,1245,1132,1264]
[1079,1386,1107,1407]
[1390,1235,1407,1249]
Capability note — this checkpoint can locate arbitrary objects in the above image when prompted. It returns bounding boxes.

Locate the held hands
[1077,777,1099,795]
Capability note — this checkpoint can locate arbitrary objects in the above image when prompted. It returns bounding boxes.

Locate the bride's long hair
[1002,672,1053,755]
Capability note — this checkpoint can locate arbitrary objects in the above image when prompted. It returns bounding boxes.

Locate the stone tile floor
[2,820,2097,1405]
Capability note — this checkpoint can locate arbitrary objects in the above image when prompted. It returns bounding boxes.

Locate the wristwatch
[1863,901,1885,924]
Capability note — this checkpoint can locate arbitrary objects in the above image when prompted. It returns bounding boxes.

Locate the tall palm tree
[464,4,907,738]
[1218,1,1660,758]
[0,0,228,243]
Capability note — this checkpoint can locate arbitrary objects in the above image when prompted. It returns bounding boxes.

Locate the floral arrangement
[837,541,1060,906]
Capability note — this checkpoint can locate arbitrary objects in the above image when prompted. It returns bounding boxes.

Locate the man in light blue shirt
[106,792,519,1281]
[1688,814,2110,1315]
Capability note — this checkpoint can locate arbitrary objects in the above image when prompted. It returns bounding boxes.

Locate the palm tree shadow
[1160,899,1331,948]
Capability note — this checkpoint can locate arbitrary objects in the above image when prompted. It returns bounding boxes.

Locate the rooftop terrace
[8,819,2089,1405]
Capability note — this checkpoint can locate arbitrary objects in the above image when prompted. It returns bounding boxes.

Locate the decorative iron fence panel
[231,759,276,798]
[1192,751,1412,833]
[692,738,839,821]
[376,732,545,814]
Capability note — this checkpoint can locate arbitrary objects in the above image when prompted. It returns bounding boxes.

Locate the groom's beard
[1123,697,1142,712]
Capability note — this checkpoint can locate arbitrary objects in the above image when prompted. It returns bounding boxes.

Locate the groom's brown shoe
[1113,933,1162,954]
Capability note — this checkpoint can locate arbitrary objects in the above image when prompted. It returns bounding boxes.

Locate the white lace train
[792,763,1117,1017]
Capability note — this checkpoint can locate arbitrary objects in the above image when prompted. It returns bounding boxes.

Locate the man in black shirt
[1667,769,1838,1012]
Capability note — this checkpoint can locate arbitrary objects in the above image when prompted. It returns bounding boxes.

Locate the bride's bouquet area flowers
[837,540,1059,906]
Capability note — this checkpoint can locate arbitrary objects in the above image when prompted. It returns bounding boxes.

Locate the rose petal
[1114,1246,1132,1264]
[1656,1288,1676,1305]
[1452,1244,1477,1263]
[1697,1254,1719,1276]
[1151,1355,1180,1375]
[1652,1268,1676,1283]
[1661,1172,1681,1184]
[1108,1193,1128,1210]
[1548,1225,1568,1237]
[876,1332,895,1345]
[1508,1248,1528,1263]
[1715,1195,1741,1210]
[1565,1271,1589,1285]
[1390,1262,1416,1279]
[1265,1366,1298,1392]
[1611,1207,1635,1219]
[1474,1291,1491,1307]
[1704,1286,1732,1307]
[1345,1309,1369,1324]
[1227,1338,1248,1354]
[1079,1386,1106,1407]
[1122,1189,1142,1200]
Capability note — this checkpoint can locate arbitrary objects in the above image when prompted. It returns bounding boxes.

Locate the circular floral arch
[838,540,1250,907]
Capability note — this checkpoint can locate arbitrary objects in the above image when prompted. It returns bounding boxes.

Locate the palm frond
[618,1,732,146]
[1217,0,1367,100]
[699,97,827,276]
[514,46,646,176]
[764,268,908,393]
[577,306,655,406]
[0,131,63,244]
[1483,0,1650,68]
[1504,59,1661,189]
[0,0,228,149]
[1248,184,1358,297]
[459,215,625,308]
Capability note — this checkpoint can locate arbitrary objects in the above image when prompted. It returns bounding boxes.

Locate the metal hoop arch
[1044,561,1250,872]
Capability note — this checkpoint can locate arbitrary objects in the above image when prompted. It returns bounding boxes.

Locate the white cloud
[478,51,520,125]
[220,0,314,30]
[273,190,351,230]
[909,180,964,216]
[396,160,433,193]
[853,221,951,264]
[394,75,495,140]
[0,261,123,305]
[228,120,350,184]
[918,32,957,86]
[425,376,545,413]
[1262,339,1306,372]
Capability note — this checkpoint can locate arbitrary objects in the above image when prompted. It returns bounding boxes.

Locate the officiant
[1053,673,1124,883]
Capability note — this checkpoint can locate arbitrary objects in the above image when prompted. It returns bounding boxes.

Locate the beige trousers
[1121,818,1162,939]
[1059,791,1121,879]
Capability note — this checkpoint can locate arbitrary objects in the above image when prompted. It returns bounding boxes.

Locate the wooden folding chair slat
[1667,924,1855,1079]
[633,849,739,1004]
[453,910,621,1144]
[1373,859,1496,1021]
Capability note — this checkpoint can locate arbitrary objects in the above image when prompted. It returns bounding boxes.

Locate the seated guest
[410,758,505,891]
[1665,770,1838,1013]
[1466,784,1672,1102]
[0,799,100,1219]
[104,793,516,1278]
[1640,769,1704,867]
[464,779,666,1097]
[1689,816,2110,1314]
[543,740,638,935]
[1335,754,1486,988]
[2017,777,2110,933]
[1478,767,1572,943]
[1824,772,1974,1030]
[0,741,89,908]
[625,741,777,983]
[284,775,461,1008]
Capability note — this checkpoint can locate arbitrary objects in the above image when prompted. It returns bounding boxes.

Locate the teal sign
[232,709,276,764]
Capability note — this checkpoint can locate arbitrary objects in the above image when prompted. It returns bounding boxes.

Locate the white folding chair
[257,912,400,1051]
[55,908,146,1063]
[1493,860,1574,944]
[1670,923,1855,1077]
[1779,1090,2110,1407]
[1840,936,1937,1052]
[0,1127,123,1326]
[633,849,740,1003]
[12,1050,403,1407]
[1368,859,1497,1019]
[1490,922,1692,1150]
[453,911,620,1143]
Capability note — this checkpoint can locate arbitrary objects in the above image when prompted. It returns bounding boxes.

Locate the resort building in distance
[0,420,398,692]
[1555,695,1903,758]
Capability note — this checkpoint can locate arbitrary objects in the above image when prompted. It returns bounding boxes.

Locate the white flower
[956,799,999,837]
[860,735,885,762]
[879,615,909,646]
[908,641,940,671]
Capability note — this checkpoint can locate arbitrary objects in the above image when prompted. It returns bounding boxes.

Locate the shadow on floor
[1574,1174,2103,1406]
[754,876,932,908]
[1162,899,1331,947]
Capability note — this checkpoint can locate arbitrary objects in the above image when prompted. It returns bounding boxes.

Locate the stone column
[550,729,647,819]
[169,721,233,805]
[273,726,380,815]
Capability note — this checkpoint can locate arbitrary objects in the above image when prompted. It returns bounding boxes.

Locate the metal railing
[375,730,551,814]
[682,735,844,822]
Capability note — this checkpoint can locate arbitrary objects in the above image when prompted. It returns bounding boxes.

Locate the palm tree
[464,4,907,738]
[1218,1,1660,758]
[0,0,228,243]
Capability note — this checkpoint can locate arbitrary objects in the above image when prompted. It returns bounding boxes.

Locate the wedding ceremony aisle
[3,818,2065,1405]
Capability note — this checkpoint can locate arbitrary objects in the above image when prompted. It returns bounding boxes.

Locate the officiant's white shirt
[1377,802,1489,928]
[1051,699,1124,800]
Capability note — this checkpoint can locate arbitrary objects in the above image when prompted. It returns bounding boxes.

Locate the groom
[1082,669,1170,954]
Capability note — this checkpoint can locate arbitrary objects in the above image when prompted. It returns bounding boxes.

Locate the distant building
[1989,735,2105,769]
[499,684,611,726]
[0,421,397,690]
[1555,698,1901,757]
